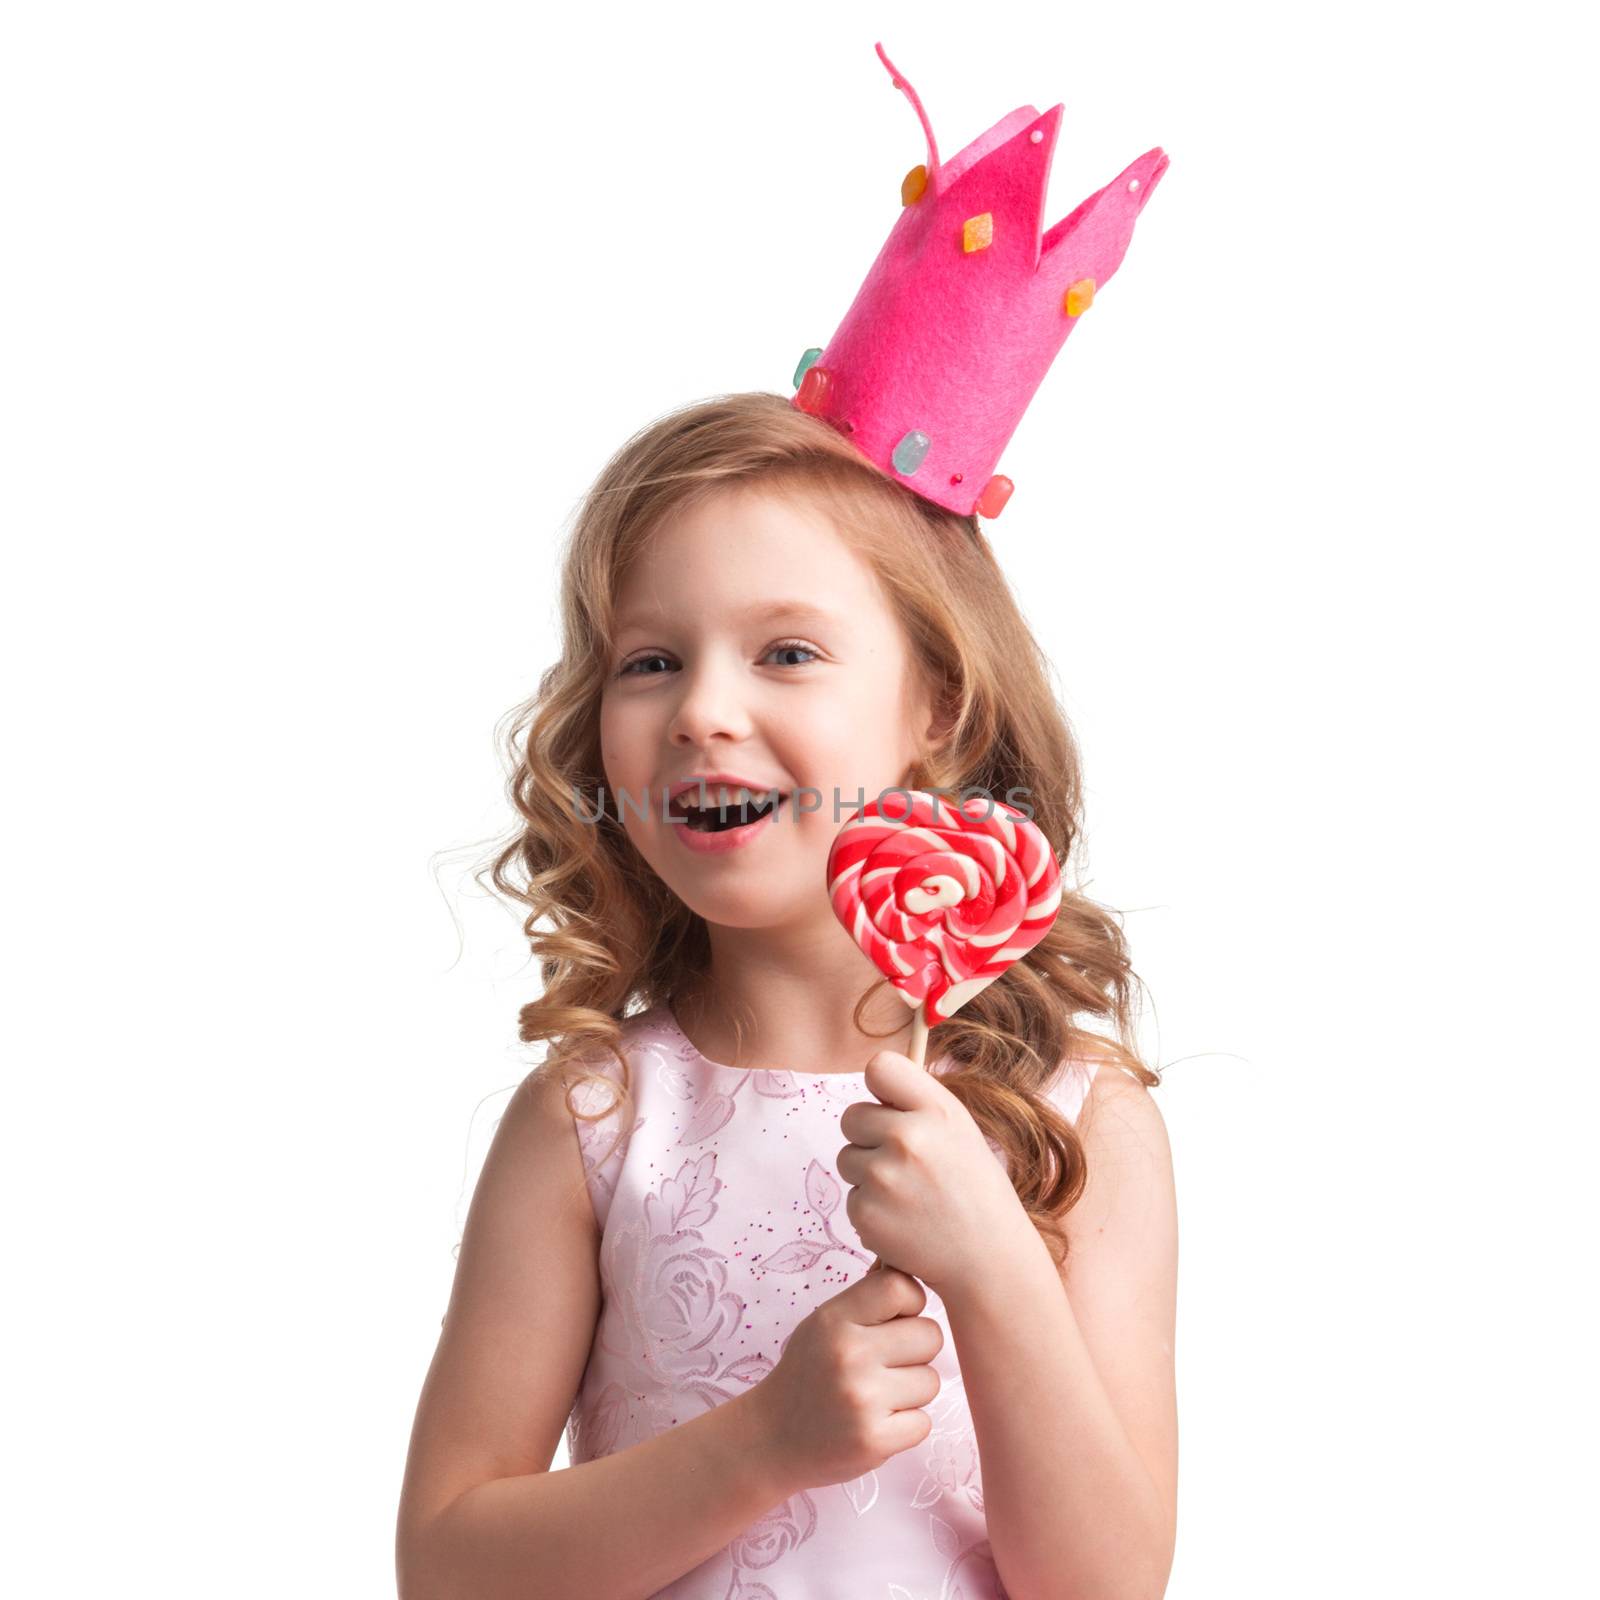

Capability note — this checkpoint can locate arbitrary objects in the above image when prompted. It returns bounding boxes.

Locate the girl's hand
[750,1264,944,1492]
[836,1050,1031,1296]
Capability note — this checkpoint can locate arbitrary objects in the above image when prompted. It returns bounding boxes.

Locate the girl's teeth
[679,789,784,831]
[708,786,771,806]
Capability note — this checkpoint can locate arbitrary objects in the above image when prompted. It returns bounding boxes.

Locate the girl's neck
[675,927,919,1075]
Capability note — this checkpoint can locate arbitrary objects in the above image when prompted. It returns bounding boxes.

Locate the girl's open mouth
[672,793,786,833]
[668,791,787,855]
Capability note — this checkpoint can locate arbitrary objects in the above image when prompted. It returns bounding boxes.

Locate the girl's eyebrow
[613,599,842,631]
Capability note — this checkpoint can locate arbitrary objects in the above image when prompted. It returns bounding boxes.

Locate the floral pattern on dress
[562,1007,1096,1598]
[753,1157,874,1279]
[584,1149,787,1443]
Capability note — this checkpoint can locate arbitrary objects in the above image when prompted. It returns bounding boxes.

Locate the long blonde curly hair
[478,391,1158,1269]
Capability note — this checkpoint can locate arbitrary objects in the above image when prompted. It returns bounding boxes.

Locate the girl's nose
[667,658,755,748]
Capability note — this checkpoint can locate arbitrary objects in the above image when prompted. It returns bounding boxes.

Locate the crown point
[901,164,928,206]
[796,364,834,415]
[962,212,994,253]
[1064,278,1096,317]
[975,475,1014,518]
[793,347,824,388]
[891,430,931,475]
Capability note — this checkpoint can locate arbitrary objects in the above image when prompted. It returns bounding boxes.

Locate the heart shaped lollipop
[828,789,1063,1058]
[828,789,1064,1274]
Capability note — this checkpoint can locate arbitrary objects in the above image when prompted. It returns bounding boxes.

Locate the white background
[5,2,1595,1595]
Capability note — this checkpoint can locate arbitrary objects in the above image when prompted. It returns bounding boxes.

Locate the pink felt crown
[791,42,1168,520]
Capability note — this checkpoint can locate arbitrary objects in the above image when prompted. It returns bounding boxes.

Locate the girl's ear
[902,665,959,790]
[922,682,959,753]
[907,692,959,793]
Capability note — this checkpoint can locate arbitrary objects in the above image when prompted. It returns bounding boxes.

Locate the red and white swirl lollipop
[828,789,1064,1274]
[828,788,1063,1060]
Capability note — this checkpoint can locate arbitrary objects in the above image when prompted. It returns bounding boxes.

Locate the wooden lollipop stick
[907,1005,928,1069]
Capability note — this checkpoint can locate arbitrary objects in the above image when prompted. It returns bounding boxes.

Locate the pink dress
[563,1001,1100,1599]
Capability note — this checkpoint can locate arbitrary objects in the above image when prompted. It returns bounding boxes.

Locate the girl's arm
[940,1066,1180,1600]
[396,1069,801,1599]
[404,1387,795,1600]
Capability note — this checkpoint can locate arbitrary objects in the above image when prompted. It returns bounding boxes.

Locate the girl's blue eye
[617,653,671,677]
[767,640,820,667]
[615,639,820,677]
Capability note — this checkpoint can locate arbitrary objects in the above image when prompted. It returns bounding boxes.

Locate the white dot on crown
[1128,177,1141,192]
[1029,129,1042,144]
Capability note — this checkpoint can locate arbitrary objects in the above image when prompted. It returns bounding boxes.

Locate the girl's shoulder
[551,1009,674,1226]
[554,1005,671,1075]
[550,1004,684,1131]
[1040,1048,1108,1128]
[1040,1034,1159,1128]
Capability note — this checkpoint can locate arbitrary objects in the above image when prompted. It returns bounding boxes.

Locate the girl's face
[599,484,936,933]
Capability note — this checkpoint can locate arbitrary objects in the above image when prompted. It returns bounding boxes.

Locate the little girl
[395,393,1180,1599]
[398,37,1176,1595]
